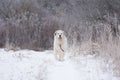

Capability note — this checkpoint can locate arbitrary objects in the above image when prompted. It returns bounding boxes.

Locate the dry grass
[101,42,120,77]
[70,38,120,77]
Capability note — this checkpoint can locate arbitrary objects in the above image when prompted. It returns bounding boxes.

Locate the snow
[48,60,81,80]
[0,48,119,80]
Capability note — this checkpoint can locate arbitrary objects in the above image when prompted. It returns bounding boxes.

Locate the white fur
[54,30,67,61]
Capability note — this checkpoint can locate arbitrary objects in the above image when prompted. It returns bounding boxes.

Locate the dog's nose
[59,35,62,38]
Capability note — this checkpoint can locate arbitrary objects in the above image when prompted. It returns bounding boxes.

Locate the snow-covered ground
[0,49,119,80]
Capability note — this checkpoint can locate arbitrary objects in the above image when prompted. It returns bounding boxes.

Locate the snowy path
[0,49,119,80]
[47,55,118,80]
[48,60,81,80]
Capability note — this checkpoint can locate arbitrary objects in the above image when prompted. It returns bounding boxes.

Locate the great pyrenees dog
[54,30,67,61]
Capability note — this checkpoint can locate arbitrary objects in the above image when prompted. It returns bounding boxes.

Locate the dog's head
[54,30,65,40]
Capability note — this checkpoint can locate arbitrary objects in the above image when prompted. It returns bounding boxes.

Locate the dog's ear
[63,31,66,36]
[54,32,56,36]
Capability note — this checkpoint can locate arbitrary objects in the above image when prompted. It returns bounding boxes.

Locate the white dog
[54,30,67,61]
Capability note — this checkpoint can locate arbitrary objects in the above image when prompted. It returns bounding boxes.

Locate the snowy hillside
[0,49,119,80]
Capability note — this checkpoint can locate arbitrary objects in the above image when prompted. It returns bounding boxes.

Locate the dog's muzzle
[59,35,62,39]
